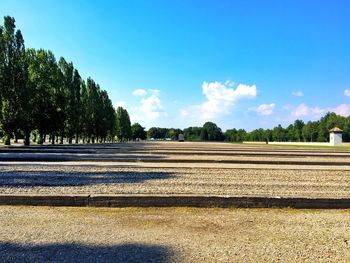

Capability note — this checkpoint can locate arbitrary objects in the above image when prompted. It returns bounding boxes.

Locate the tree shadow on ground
[0,242,176,263]
[0,152,164,162]
[0,171,175,187]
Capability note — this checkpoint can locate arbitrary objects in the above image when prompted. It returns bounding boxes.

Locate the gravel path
[2,143,350,262]
[1,142,350,198]
[1,206,350,262]
[0,165,350,198]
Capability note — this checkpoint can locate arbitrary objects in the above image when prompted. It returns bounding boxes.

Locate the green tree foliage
[58,57,80,143]
[272,124,286,141]
[225,129,247,142]
[166,128,182,140]
[80,78,117,143]
[244,128,266,142]
[302,121,318,142]
[0,16,131,145]
[131,123,147,140]
[200,128,208,141]
[0,16,29,145]
[183,127,202,141]
[293,119,305,142]
[27,49,63,144]
[202,122,224,141]
[115,107,132,142]
[180,113,349,143]
[147,127,168,139]
[146,127,182,140]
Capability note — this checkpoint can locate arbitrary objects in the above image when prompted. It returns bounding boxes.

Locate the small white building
[329,127,343,146]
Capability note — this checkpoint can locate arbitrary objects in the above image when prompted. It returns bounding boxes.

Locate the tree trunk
[24,132,30,146]
[60,135,64,144]
[51,134,55,145]
[37,134,44,145]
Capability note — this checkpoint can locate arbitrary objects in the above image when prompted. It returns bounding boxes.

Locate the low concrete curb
[0,194,349,209]
[1,157,350,166]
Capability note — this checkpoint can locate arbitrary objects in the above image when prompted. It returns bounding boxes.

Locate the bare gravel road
[1,142,350,262]
[1,206,350,262]
[1,165,350,198]
[0,142,350,198]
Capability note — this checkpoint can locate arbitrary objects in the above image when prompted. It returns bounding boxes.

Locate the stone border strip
[1,157,350,166]
[0,195,350,209]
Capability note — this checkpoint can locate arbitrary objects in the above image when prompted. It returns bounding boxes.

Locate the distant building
[178,134,184,142]
[329,127,343,146]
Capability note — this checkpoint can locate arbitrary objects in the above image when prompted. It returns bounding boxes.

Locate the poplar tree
[27,49,62,144]
[115,107,132,142]
[0,16,134,145]
[0,16,28,145]
[59,57,82,143]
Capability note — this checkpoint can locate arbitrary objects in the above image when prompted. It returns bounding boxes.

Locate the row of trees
[146,113,350,143]
[0,16,133,145]
[243,113,350,143]
[147,127,183,140]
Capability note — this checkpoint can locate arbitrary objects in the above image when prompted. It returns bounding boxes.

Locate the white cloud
[292,91,304,97]
[130,90,167,124]
[331,104,350,116]
[292,103,309,117]
[180,109,188,117]
[292,103,327,119]
[344,89,350,97]
[140,94,163,120]
[256,103,275,116]
[181,81,257,122]
[114,101,126,109]
[132,89,147,96]
[292,103,350,119]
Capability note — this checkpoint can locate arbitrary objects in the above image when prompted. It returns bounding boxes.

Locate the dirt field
[1,142,350,262]
[1,206,350,262]
[0,141,350,198]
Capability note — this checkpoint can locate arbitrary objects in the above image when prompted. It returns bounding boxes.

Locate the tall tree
[27,49,63,144]
[202,122,224,141]
[131,123,147,140]
[72,69,82,143]
[0,16,29,145]
[115,107,132,142]
[200,128,208,141]
[58,57,74,143]
[293,119,305,142]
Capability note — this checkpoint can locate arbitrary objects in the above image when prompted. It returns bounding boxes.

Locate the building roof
[329,127,343,133]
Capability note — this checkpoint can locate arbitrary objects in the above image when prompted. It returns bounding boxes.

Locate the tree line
[146,112,350,143]
[0,16,132,145]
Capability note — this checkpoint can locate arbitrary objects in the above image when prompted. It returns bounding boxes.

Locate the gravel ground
[1,143,350,262]
[1,206,350,262]
[0,165,350,198]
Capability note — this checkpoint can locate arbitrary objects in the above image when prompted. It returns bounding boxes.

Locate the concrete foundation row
[0,195,349,209]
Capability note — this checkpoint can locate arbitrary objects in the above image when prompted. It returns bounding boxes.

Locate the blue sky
[1,0,350,131]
